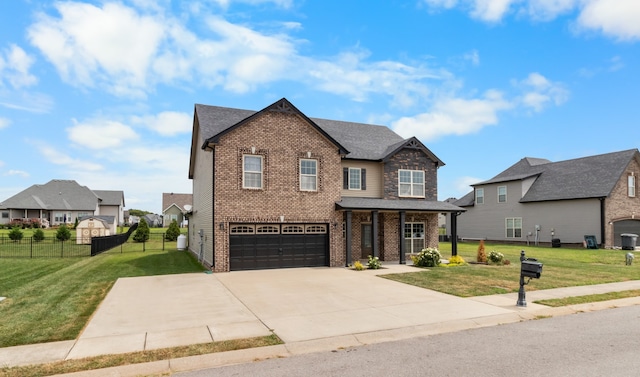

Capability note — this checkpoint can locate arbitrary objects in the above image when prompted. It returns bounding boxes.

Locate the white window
[300,159,317,191]
[230,225,255,235]
[399,170,425,197]
[506,218,522,238]
[475,188,484,204]
[404,223,425,253]
[243,155,263,189]
[256,225,279,234]
[282,225,304,234]
[305,224,327,234]
[349,168,361,190]
[629,175,636,197]
[498,186,507,203]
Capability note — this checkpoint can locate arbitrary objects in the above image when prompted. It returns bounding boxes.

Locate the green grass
[535,289,640,307]
[383,242,640,297]
[0,244,205,348]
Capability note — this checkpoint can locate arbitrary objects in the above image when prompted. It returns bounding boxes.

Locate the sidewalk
[0,268,639,376]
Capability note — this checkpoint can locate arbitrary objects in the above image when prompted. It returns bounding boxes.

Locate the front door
[361,224,372,258]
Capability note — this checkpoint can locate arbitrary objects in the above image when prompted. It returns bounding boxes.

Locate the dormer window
[475,188,484,204]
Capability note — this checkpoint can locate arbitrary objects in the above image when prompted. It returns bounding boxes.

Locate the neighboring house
[162,193,192,227]
[188,98,463,272]
[76,216,116,244]
[452,149,640,248]
[143,214,162,227]
[0,180,125,228]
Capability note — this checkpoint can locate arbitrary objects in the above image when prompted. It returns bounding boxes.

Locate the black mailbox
[521,259,543,279]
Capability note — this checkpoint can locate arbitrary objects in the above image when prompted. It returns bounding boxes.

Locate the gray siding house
[452,149,640,248]
[0,180,125,228]
[162,193,192,227]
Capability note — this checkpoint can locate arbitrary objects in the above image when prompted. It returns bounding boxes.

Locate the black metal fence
[0,236,91,258]
[91,223,138,256]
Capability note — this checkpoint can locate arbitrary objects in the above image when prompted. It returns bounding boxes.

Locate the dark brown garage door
[229,224,329,271]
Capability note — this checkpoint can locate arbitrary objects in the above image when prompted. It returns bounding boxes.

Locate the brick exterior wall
[604,158,640,247]
[210,110,344,271]
[383,149,438,200]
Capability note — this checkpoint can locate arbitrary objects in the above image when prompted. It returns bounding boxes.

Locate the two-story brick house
[188,98,463,271]
[452,149,640,248]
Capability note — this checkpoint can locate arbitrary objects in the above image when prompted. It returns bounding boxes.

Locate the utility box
[551,238,561,248]
[521,259,543,279]
[177,234,187,250]
[621,234,638,251]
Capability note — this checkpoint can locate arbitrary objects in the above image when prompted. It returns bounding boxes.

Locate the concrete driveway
[63,265,512,360]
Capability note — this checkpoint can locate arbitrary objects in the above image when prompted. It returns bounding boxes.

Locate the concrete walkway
[1,266,639,376]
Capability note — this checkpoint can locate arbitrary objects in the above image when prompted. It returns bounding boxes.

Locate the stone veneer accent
[384,149,438,200]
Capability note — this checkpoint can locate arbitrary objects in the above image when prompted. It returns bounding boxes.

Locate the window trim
[404,222,426,253]
[629,174,636,197]
[497,185,507,203]
[300,159,318,192]
[348,167,361,190]
[475,188,484,204]
[242,154,263,189]
[398,169,425,198]
[505,217,522,238]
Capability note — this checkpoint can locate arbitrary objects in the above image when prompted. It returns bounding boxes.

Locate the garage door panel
[230,225,328,271]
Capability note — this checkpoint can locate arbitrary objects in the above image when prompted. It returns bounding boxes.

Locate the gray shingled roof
[336,197,465,212]
[456,149,640,205]
[0,180,100,211]
[194,99,437,161]
[94,190,125,207]
[162,193,192,212]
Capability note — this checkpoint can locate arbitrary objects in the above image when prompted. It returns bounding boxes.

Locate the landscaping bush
[9,227,23,241]
[477,240,487,263]
[367,255,381,269]
[56,225,72,241]
[412,247,441,267]
[488,250,505,265]
[448,255,466,266]
[33,228,45,242]
[165,219,181,241]
[353,260,365,271]
[133,218,150,242]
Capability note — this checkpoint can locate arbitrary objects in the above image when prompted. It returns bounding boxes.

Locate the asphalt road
[174,305,640,376]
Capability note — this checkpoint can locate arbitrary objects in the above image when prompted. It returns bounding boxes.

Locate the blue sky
[1,0,639,214]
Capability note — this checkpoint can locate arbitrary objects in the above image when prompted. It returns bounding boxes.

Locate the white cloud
[577,0,640,41]
[455,175,483,194]
[392,89,511,141]
[515,72,569,111]
[28,2,165,97]
[0,117,10,129]
[6,170,30,178]
[131,111,192,136]
[67,119,139,149]
[35,142,104,171]
[422,0,640,40]
[0,44,37,89]
[463,49,480,65]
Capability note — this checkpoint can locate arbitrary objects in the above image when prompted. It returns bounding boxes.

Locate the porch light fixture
[251,146,256,154]
[279,215,285,222]
[307,151,312,158]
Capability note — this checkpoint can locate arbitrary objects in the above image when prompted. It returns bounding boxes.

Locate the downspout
[599,197,606,248]
[211,147,216,269]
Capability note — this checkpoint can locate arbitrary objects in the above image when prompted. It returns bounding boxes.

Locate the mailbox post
[517,250,543,307]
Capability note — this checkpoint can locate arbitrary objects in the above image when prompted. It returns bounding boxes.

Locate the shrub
[133,218,150,242]
[8,227,23,241]
[33,228,45,242]
[353,260,365,271]
[448,255,466,266]
[367,255,381,269]
[165,219,181,241]
[56,225,72,241]
[488,250,505,265]
[412,247,441,267]
[477,240,487,263]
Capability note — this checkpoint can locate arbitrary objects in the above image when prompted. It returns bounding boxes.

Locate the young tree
[33,228,45,242]
[8,227,23,241]
[133,218,150,242]
[477,240,487,263]
[56,225,72,241]
[165,219,181,241]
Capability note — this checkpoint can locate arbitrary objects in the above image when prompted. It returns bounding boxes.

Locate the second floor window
[629,174,636,197]
[399,169,425,197]
[300,159,317,191]
[498,186,507,203]
[475,188,484,204]
[343,167,366,190]
[243,155,263,189]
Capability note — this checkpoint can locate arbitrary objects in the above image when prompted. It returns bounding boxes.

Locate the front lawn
[382,242,640,297]
[0,247,205,348]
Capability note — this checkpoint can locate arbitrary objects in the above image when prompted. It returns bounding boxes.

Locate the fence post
[61,240,64,258]
[31,237,33,258]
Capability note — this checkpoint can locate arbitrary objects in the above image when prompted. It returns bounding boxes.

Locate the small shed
[76,216,115,244]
